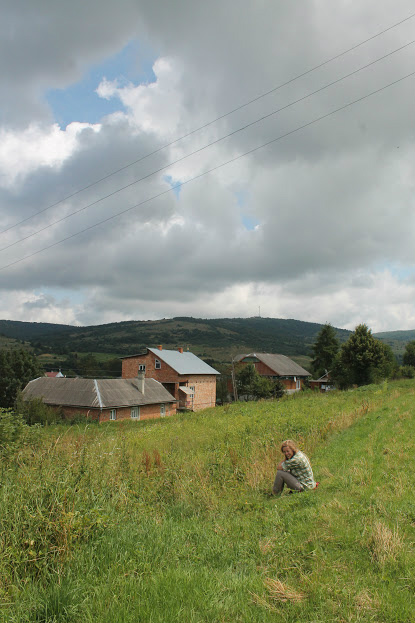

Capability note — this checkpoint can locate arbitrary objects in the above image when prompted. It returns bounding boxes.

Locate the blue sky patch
[377,262,415,281]
[234,189,259,230]
[46,40,157,128]
[164,175,182,199]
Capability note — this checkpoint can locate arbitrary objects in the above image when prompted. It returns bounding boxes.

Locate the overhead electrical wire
[0,10,414,237]
[1,39,413,254]
[1,69,414,273]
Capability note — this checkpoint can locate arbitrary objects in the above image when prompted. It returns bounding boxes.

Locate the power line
[0,11,414,237]
[1,39,413,254]
[1,69,413,273]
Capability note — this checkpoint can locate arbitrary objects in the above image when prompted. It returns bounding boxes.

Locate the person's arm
[277,460,284,470]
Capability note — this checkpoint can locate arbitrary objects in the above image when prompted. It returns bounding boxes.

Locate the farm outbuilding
[23,372,176,422]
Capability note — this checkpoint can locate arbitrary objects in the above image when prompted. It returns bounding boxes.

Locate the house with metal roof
[233,353,311,394]
[23,372,176,423]
[121,346,220,411]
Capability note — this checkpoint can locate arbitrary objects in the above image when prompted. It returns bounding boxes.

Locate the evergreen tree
[236,364,278,400]
[311,323,340,378]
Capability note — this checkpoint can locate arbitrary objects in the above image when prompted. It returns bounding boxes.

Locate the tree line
[1,325,415,411]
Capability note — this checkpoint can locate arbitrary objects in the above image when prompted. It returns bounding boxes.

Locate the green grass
[1,381,415,621]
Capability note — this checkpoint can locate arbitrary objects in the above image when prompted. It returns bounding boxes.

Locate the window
[189,386,195,394]
[139,364,146,372]
[160,403,166,417]
[110,409,116,421]
[155,359,161,370]
[131,406,140,420]
[296,378,301,390]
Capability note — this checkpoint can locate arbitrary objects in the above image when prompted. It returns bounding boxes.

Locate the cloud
[0,0,414,332]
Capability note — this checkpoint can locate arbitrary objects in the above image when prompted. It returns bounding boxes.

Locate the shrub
[0,408,27,455]
[14,393,63,425]
[399,365,415,379]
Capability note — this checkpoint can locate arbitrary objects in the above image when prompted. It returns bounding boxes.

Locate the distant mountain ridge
[0,317,350,363]
[1,318,413,363]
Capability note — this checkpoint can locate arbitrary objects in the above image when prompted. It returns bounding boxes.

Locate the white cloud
[0,122,100,187]
[0,0,414,333]
[96,58,184,136]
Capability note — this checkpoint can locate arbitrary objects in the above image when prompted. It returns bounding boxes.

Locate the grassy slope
[1,381,415,622]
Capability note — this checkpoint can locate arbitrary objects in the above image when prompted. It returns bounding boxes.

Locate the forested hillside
[1,318,414,366]
[0,317,350,363]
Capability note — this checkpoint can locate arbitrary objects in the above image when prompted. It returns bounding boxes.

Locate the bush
[0,408,27,455]
[399,365,415,379]
[15,393,63,425]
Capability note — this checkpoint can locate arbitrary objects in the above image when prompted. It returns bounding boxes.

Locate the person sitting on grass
[272,439,317,495]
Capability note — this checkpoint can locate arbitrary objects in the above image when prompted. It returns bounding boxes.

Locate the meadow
[1,381,415,622]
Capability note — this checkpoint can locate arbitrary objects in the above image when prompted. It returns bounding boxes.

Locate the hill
[374,329,415,363]
[0,317,351,364]
[2,317,414,366]
[2,379,415,621]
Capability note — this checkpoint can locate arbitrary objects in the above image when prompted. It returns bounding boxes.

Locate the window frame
[109,409,116,421]
[131,406,140,420]
[155,359,161,370]
[160,403,166,417]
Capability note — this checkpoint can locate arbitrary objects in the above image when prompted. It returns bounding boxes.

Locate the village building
[309,372,335,392]
[121,346,219,411]
[233,352,311,394]
[23,372,176,423]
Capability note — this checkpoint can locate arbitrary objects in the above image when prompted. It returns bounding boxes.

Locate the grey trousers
[273,469,304,494]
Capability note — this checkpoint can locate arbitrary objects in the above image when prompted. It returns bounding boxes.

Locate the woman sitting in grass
[272,439,316,495]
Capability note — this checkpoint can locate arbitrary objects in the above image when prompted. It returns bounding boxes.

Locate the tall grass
[1,380,415,621]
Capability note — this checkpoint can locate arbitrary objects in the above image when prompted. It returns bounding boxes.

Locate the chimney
[137,370,145,394]
[157,345,162,351]
[178,347,183,354]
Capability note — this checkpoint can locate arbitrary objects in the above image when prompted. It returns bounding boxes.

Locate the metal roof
[23,377,176,408]
[179,386,194,395]
[234,353,311,377]
[148,348,219,375]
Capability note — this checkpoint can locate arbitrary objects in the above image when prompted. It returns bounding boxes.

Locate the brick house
[23,372,176,423]
[121,346,219,411]
[233,352,311,394]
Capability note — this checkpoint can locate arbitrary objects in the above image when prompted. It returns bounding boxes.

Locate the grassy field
[1,381,415,622]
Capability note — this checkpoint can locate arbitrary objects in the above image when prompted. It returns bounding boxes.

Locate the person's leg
[273,470,304,495]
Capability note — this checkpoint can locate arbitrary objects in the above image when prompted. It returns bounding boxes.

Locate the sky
[0,0,414,332]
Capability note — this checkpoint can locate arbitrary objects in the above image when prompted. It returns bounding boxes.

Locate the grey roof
[234,353,311,377]
[148,348,219,375]
[23,377,176,408]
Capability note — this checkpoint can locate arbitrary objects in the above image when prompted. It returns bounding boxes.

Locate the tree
[311,323,340,378]
[0,349,43,408]
[332,324,396,389]
[403,341,415,367]
[236,364,277,401]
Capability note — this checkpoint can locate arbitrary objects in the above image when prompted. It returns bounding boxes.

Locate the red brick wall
[183,375,216,411]
[60,406,100,421]
[57,402,175,423]
[122,351,179,382]
[122,352,217,411]
[99,402,175,422]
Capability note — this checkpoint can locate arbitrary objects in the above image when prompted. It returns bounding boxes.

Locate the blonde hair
[281,439,299,454]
